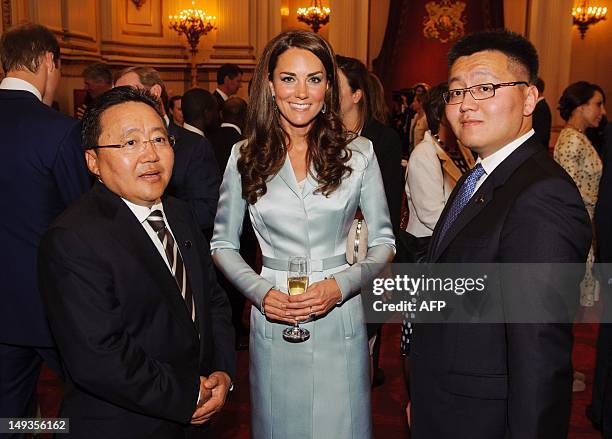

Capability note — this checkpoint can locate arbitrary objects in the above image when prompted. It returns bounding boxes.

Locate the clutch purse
[346,218,368,265]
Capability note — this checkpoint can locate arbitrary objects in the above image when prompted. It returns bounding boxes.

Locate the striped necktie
[147,210,195,322]
[437,163,486,243]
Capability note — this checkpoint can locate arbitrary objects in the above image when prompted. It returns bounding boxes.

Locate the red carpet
[37,322,602,438]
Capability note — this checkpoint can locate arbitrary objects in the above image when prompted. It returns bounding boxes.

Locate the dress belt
[262,253,348,272]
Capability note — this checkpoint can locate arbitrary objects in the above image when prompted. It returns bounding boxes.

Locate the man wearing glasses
[409,30,591,438]
[38,87,235,438]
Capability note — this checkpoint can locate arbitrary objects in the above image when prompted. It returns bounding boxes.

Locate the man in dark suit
[213,63,243,112]
[209,96,246,173]
[115,67,221,237]
[181,87,220,140]
[0,24,90,426]
[532,76,552,150]
[591,121,612,437]
[410,30,591,439]
[38,86,235,438]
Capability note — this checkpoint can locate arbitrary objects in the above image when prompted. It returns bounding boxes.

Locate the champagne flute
[283,256,311,342]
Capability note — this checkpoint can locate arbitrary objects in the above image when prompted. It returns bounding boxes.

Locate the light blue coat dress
[211,136,395,439]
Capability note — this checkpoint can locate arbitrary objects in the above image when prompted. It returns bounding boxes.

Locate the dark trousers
[0,343,63,438]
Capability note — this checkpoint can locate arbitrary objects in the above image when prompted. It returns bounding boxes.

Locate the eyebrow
[279,71,324,77]
[121,126,167,136]
[449,69,502,86]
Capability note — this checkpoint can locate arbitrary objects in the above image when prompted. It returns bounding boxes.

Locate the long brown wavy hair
[238,30,353,204]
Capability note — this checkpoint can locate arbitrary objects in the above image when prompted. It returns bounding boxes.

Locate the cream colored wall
[569,0,612,102]
[1,0,376,115]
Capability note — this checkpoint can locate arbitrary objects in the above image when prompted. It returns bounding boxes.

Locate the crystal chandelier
[297,0,331,33]
[169,1,217,86]
[572,1,607,39]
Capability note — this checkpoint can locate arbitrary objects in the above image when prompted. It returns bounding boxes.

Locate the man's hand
[285,278,342,321]
[75,104,87,120]
[191,371,232,425]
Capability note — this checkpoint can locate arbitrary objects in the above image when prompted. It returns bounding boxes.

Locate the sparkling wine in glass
[283,256,311,342]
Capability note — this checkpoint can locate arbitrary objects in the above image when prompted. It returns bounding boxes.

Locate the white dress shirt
[214,88,229,101]
[183,122,204,137]
[0,77,42,101]
[220,122,241,135]
[473,129,534,193]
[121,198,181,274]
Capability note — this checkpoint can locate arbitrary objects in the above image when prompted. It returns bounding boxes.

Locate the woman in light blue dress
[211,30,395,439]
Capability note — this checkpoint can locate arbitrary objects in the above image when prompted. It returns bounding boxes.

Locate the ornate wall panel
[212,0,255,60]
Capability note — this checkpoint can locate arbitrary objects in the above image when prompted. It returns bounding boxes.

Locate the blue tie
[437,163,486,243]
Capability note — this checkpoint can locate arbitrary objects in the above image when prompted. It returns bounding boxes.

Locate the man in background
[213,63,242,111]
[76,62,112,119]
[169,95,184,127]
[181,88,219,140]
[115,67,220,236]
[532,76,552,150]
[0,23,90,428]
[209,96,246,173]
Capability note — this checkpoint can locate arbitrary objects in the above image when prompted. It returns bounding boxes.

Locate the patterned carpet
[37,322,602,438]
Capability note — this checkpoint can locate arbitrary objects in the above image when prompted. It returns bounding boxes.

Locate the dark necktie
[437,163,486,243]
[147,210,195,322]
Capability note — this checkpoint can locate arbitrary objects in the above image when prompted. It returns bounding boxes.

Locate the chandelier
[169,1,217,86]
[297,0,331,33]
[572,1,607,39]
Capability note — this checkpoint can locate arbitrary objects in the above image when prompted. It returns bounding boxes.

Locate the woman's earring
[321,103,327,114]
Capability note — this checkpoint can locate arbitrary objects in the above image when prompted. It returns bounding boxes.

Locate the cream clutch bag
[346,219,368,265]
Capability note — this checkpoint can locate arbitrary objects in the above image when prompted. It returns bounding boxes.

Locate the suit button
[184,240,192,248]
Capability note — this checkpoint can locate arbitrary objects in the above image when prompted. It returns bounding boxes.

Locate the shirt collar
[215,88,229,101]
[163,114,170,126]
[536,96,545,104]
[477,129,535,176]
[183,122,204,137]
[220,122,241,135]
[0,77,42,101]
[121,198,164,224]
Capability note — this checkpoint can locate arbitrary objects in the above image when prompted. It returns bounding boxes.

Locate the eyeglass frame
[443,81,529,105]
[86,135,176,151]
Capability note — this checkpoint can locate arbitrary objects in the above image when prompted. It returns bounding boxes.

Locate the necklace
[566,123,584,133]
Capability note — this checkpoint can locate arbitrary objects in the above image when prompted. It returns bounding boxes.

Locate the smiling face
[445,50,537,158]
[577,90,607,129]
[85,101,174,207]
[269,47,328,134]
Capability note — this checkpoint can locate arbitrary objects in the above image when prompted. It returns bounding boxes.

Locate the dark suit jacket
[213,90,226,113]
[167,121,221,233]
[208,125,242,174]
[0,89,90,347]
[411,136,591,439]
[361,118,403,240]
[532,98,552,150]
[38,182,235,438]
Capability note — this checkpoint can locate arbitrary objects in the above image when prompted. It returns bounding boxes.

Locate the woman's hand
[262,289,294,324]
[285,278,342,321]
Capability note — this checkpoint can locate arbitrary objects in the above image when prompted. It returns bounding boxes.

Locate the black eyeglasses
[88,135,175,153]
[443,82,529,105]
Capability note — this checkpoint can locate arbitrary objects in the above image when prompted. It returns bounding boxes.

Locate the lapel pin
[475,195,486,204]
[184,240,192,248]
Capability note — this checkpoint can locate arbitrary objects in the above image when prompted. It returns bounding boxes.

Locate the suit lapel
[93,183,199,338]
[437,149,462,184]
[277,153,302,198]
[430,137,541,261]
[163,199,202,337]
